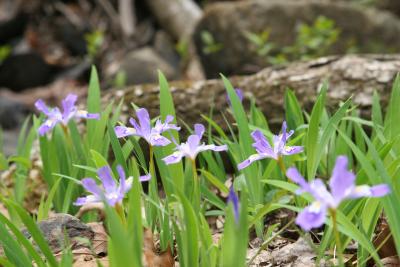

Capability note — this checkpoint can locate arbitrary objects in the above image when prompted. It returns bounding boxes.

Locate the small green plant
[85,30,104,60]
[244,30,274,57]
[290,16,340,60]
[0,45,11,64]
[113,70,127,89]
[201,30,223,55]
[176,39,190,62]
[246,16,340,64]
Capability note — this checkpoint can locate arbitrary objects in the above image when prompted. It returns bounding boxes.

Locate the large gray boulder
[193,0,400,77]
[120,47,179,85]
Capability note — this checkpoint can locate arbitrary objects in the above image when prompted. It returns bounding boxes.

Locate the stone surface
[0,96,27,129]
[120,47,178,85]
[0,53,58,91]
[154,30,181,71]
[193,0,400,77]
[103,54,400,131]
[376,0,400,18]
[22,213,94,254]
[271,238,315,266]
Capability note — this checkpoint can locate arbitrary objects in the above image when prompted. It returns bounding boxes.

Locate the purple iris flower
[237,121,303,170]
[227,186,240,223]
[227,88,244,106]
[286,156,390,231]
[35,94,100,136]
[114,108,180,147]
[74,165,151,207]
[162,124,228,164]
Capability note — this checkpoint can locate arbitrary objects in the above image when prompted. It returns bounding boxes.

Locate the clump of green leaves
[2,67,400,266]
[290,16,340,59]
[246,16,340,65]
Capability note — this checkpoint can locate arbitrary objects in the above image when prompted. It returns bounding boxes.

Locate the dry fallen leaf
[380,256,400,267]
[143,228,174,267]
[87,222,108,256]
[374,222,397,258]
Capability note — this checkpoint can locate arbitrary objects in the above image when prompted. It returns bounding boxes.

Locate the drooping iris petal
[199,144,228,153]
[139,174,152,182]
[282,146,303,156]
[75,110,100,120]
[38,118,59,136]
[163,151,184,164]
[370,184,391,197]
[348,184,391,199]
[74,195,100,206]
[149,133,171,146]
[115,125,136,138]
[237,154,267,170]
[296,201,327,231]
[329,156,356,205]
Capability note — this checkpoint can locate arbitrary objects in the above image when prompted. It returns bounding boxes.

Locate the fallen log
[104,54,400,128]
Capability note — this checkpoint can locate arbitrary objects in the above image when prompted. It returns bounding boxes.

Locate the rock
[154,30,180,70]
[0,96,27,129]
[0,12,29,44]
[247,248,271,266]
[0,53,60,91]
[54,19,88,57]
[270,237,316,266]
[21,214,94,254]
[120,47,178,85]
[193,0,400,77]
[145,0,202,39]
[376,0,400,18]
[103,54,400,131]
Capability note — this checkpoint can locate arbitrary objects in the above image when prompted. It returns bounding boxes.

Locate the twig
[119,0,136,37]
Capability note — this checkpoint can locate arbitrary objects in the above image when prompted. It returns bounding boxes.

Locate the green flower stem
[61,124,73,148]
[277,156,287,176]
[191,159,200,213]
[148,145,159,229]
[330,209,344,267]
[115,203,127,226]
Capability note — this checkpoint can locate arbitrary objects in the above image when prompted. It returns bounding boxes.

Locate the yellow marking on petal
[309,201,322,213]
[76,110,88,116]
[354,185,370,195]
[127,128,136,134]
